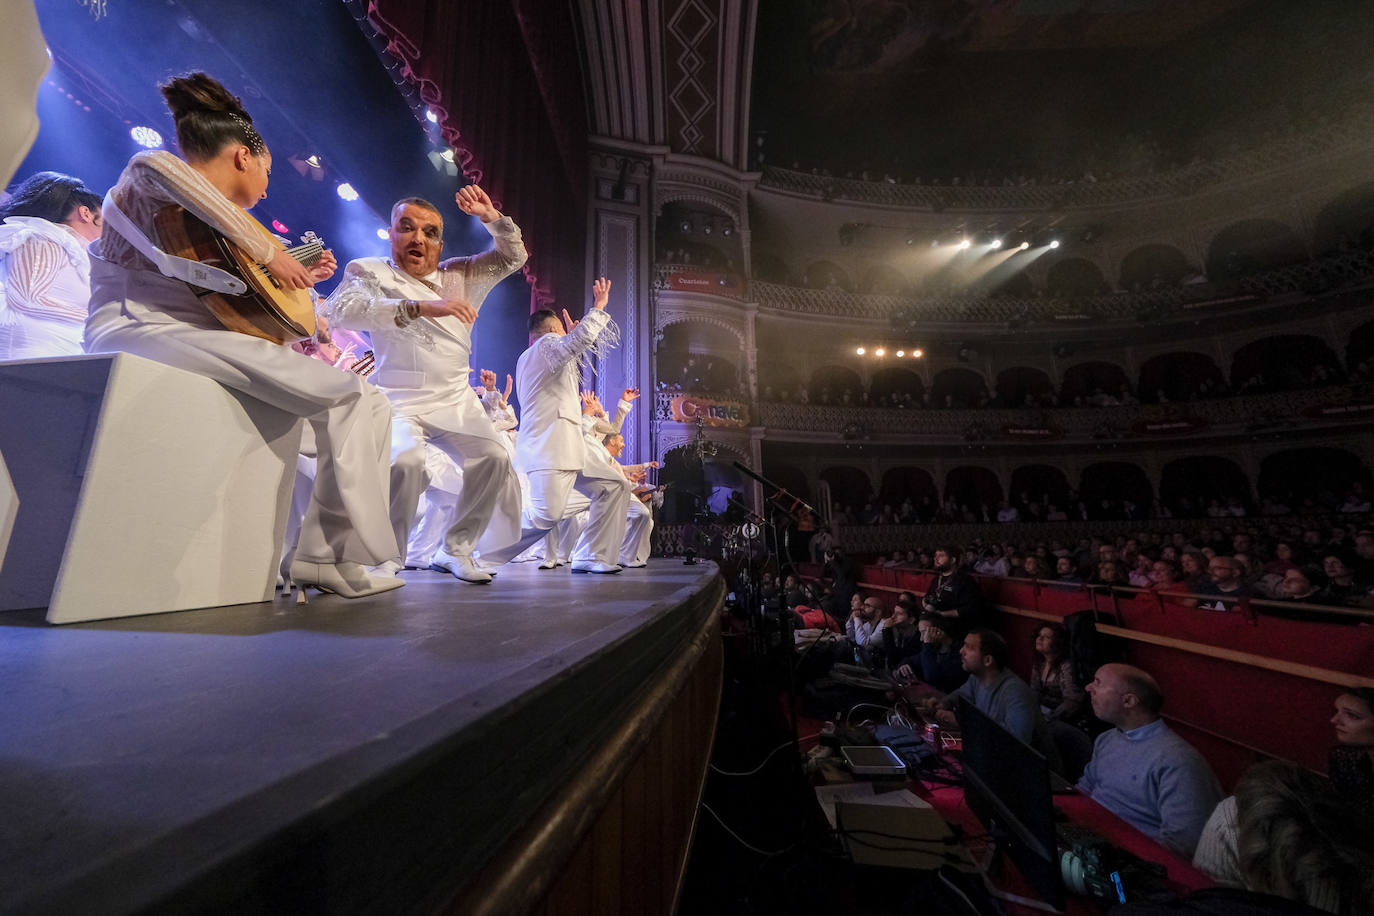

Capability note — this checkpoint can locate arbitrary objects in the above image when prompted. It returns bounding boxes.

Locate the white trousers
[481,464,630,566]
[85,299,398,566]
[391,402,521,558]
[405,444,463,568]
[621,497,653,565]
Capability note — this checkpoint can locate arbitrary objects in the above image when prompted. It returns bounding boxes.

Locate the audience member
[927,630,1056,766]
[894,611,963,693]
[1192,760,1374,916]
[1328,687,1374,823]
[845,594,885,665]
[922,546,988,633]
[1030,624,1086,723]
[1194,556,1253,610]
[1078,664,1223,857]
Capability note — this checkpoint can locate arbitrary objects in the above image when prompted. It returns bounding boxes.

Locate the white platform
[0,353,302,623]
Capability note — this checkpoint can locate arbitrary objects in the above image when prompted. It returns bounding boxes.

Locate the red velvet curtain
[366,0,588,309]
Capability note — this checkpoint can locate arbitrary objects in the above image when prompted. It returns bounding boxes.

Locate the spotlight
[441,149,455,162]
[1049,240,1060,249]
[271,219,289,234]
[680,220,691,233]
[912,349,924,358]
[930,240,940,248]
[722,225,733,237]
[425,109,438,123]
[856,347,865,355]
[1019,242,1030,251]
[376,228,389,240]
[305,154,322,169]
[958,239,971,250]
[875,348,885,357]
[336,183,359,201]
[896,350,905,358]
[130,126,163,149]
[991,239,1003,249]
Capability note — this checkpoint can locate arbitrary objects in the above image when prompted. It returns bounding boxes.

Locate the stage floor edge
[0,558,725,916]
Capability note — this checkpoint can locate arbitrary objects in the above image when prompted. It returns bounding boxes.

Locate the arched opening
[752,251,792,284]
[1119,244,1192,291]
[1138,352,1226,403]
[1313,183,1374,254]
[1060,361,1130,404]
[660,445,707,524]
[862,264,909,295]
[820,465,873,512]
[1159,456,1251,517]
[878,466,939,513]
[987,269,1034,298]
[808,364,863,403]
[1078,462,1152,520]
[1206,219,1307,286]
[655,201,741,271]
[944,466,1002,516]
[1046,257,1108,296]
[1230,334,1343,392]
[1009,465,1071,517]
[656,321,742,393]
[930,367,989,408]
[995,366,1054,407]
[869,367,924,406]
[757,359,801,400]
[1347,317,1374,379]
[804,260,852,291]
[1258,448,1370,511]
[760,463,811,501]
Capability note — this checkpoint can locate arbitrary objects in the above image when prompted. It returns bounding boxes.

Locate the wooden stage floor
[0,559,724,915]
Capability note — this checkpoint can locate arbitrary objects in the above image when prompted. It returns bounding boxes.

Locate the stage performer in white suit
[480,278,630,574]
[324,187,527,584]
[604,432,658,568]
[0,171,103,358]
[84,72,404,598]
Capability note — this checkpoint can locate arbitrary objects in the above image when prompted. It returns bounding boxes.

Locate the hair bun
[160,71,250,123]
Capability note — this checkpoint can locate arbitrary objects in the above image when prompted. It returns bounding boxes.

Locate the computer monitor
[955,699,1063,910]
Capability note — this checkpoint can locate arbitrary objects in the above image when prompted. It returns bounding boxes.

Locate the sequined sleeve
[321,259,433,348]
[436,215,528,312]
[533,309,618,372]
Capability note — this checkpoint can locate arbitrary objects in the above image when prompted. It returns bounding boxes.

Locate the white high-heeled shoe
[289,560,406,599]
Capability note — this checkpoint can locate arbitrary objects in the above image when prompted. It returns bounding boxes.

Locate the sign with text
[671,396,749,427]
[667,270,743,295]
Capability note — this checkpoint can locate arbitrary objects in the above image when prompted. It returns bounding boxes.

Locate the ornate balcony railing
[651,263,748,301]
[758,111,1374,211]
[750,384,1374,443]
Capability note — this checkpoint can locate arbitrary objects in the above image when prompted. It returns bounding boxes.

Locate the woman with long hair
[84,72,411,598]
[1030,623,1085,723]
[0,170,103,357]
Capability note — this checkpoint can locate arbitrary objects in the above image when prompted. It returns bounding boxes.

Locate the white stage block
[0,353,302,623]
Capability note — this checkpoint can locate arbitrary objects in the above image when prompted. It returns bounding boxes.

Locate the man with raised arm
[480,278,631,574]
[325,186,527,584]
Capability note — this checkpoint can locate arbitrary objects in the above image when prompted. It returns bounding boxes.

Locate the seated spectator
[1079,663,1223,857]
[1328,687,1374,823]
[876,599,921,669]
[922,545,989,633]
[1019,554,1046,580]
[1090,558,1124,588]
[1127,553,1154,588]
[1052,555,1082,584]
[926,630,1056,766]
[1030,623,1086,723]
[1179,551,1208,590]
[881,549,903,568]
[974,546,1010,577]
[845,594,885,665]
[1194,556,1253,610]
[1277,565,1325,603]
[1149,559,1185,593]
[1191,760,1374,914]
[894,611,964,693]
[1319,550,1368,605]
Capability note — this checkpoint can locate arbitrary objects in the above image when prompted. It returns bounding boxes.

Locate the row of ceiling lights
[855,347,924,358]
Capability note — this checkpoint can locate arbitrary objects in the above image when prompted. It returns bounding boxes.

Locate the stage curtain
[366,0,588,310]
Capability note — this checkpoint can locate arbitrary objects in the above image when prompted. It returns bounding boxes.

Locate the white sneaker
[537,558,559,570]
[570,560,621,575]
[370,559,403,578]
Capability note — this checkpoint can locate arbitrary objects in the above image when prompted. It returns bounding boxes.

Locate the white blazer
[514,310,611,474]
